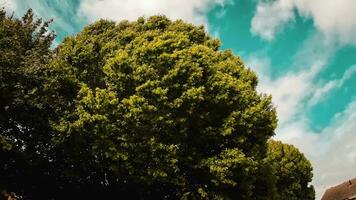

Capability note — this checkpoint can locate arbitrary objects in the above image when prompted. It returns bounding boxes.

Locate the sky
[3,0,356,199]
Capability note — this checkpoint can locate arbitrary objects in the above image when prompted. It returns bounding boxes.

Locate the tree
[0,10,315,199]
[265,140,315,200]
[0,8,56,198]
[46,16,278,199]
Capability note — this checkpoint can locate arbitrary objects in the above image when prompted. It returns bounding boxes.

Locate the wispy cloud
[246,31,356,199]
[277,101,356,199]
[308,65,356,106]
[251,0,356,45]
[8,0,88,42]
[250,0,294,41]
[5,0,232,42]
[246,32,334,124]
[79,0,232,26]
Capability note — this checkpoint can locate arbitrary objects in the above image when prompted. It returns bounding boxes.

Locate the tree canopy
[265,140,315,200]
[0,9,314,199]
[0,8,56,198]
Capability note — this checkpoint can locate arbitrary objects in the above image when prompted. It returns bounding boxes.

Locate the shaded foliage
[0,8,58,198]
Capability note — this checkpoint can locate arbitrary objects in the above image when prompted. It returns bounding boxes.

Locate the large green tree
[46,16,278,199]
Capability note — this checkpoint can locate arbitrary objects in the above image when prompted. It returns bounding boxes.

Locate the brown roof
[321,178,356,200]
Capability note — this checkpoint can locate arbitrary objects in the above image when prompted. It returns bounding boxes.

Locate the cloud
[246,33,334,124]
[8,0,89,43]
[249,59,356,199]
[1,0,17,11]
[251,0,356,45]
[276,101,356,199]
[259,62,322,124]
[246,32,356,199]
[308,65,356,106]
[248,55,323,124]
[245,55,271,77]
[6,0,231,42]
[250,0,294,41]
[79,0,231,26]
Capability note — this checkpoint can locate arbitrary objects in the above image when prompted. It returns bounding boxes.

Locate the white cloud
[1,0,17,11]
[79,0,231,26]
[251,60,356,199]
[276,101,356,200]
[246,32,356,199]
[250,0,294,40]
[295,0,356,45]
[245,55,271,77]
[252,58,323,124]
[262,62,322,124]
[251,0,356,45]
[309,65,356,106]
[246,33,334,124]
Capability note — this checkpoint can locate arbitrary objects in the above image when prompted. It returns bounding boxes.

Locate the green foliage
[0,8,56,198]
[266,140,315,200]
[0,135,11,151]
[46,15,278,199]
[0,8,54,149]
[0,10,315,199]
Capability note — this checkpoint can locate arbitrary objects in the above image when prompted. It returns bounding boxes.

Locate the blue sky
[5,0,356,198]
